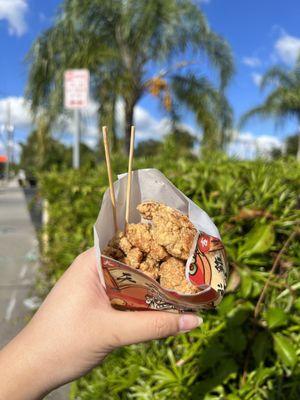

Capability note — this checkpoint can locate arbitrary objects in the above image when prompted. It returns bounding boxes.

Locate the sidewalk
[0,180,69,399]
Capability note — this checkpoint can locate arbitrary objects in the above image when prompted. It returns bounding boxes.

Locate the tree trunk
[98,91,118,156]
[111,98,117,152]
[124,100,135,154]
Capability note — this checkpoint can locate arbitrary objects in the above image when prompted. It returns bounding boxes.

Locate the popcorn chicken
[119,235,132,254]
[124,247,143,269]
[139,255,160,280]
[126,223,152,252]
[137,201,160,220]
[137,201,197,260]
[126,223,168,261]
[103,202,198,295]
[148,240,168,261]
[159,257,199,294]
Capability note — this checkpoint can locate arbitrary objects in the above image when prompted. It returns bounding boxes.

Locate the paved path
[0,180,69,399]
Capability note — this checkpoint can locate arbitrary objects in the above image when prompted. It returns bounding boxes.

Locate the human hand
[0,248,202,400]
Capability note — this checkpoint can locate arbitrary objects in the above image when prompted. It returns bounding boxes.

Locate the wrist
[0,323,58,400]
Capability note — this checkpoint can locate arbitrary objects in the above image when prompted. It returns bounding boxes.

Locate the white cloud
[134,106,171,140]
[274,33,300,65]
[256,135,282,151]
[228,131,282,159]
[0,97,32,130]
[242,57,261,67]
[251,72,263,86]
[0,0,28,36]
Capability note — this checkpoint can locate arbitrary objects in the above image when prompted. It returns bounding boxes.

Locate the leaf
[240,274,252,298]
[252,331,272,364]
[218,294,235,316]
[265,307,288,329]
[251,280,263,298]
[255,366,276,386]
[238,223,275,259]
[226,396,240,400]
[192,359,238,395]
[227,302,253,326]
[198,343,228,371]
[273,333,297,368]
[294,298,300,311]
[224,328,247,354]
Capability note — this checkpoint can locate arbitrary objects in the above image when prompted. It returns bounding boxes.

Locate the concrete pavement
[0,180,69,399]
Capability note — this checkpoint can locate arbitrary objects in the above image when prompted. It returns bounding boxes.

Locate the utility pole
[73,109,80,169]
[3,101,14,181]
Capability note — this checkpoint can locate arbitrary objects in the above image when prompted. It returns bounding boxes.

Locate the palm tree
[27,0,234,153]
[240,57,300,160]
[171,75,233,151]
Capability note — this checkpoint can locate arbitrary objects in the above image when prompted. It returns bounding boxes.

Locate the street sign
[64,69,90,110]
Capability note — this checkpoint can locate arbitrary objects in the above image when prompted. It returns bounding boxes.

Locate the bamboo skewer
[125,126,135,226]
[102,126,118,233]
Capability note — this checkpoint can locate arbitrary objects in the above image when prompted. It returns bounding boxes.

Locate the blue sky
[1,0,300,157]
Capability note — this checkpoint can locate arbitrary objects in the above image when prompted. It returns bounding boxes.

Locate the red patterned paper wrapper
[94,169,228,312]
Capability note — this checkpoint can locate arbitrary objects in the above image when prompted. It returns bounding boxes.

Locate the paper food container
[94,169,228,312]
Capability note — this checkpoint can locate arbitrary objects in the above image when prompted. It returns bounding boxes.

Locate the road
[0,180,69,399]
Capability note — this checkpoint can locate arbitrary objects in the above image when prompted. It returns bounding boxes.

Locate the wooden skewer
[125,125,135,225]
[102,126,118,233]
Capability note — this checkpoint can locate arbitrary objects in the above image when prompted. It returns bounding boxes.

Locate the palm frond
[171,74,232,149]
[260,67,294,90]
[239,87,300,129]
[200,31,234,88]
[239,105,273,129]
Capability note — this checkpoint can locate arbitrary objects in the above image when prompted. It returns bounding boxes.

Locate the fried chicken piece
[126,223,168,261]
[119,235,132,254]
[148,239,168,262]
[137,201,197,260]
[126,223,152,252]
[139,255,160,280]
[123,247,143,269]
[137,201,160,220]
[159,257,199,294]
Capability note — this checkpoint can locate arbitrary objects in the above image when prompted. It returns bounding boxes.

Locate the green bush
[39,157,300,399]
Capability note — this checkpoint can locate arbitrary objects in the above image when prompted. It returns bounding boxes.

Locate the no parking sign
[64,69,90,110]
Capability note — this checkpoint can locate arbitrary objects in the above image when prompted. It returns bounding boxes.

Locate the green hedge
[39,157,300,399]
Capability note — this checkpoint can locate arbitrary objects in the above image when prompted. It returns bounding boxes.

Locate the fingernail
[179,314,203,332]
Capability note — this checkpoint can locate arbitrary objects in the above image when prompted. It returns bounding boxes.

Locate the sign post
[64,69,90,169]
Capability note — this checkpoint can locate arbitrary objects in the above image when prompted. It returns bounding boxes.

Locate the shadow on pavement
[22,186,43,233]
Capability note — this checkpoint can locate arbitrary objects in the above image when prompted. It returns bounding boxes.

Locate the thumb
[110,310,203,347]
